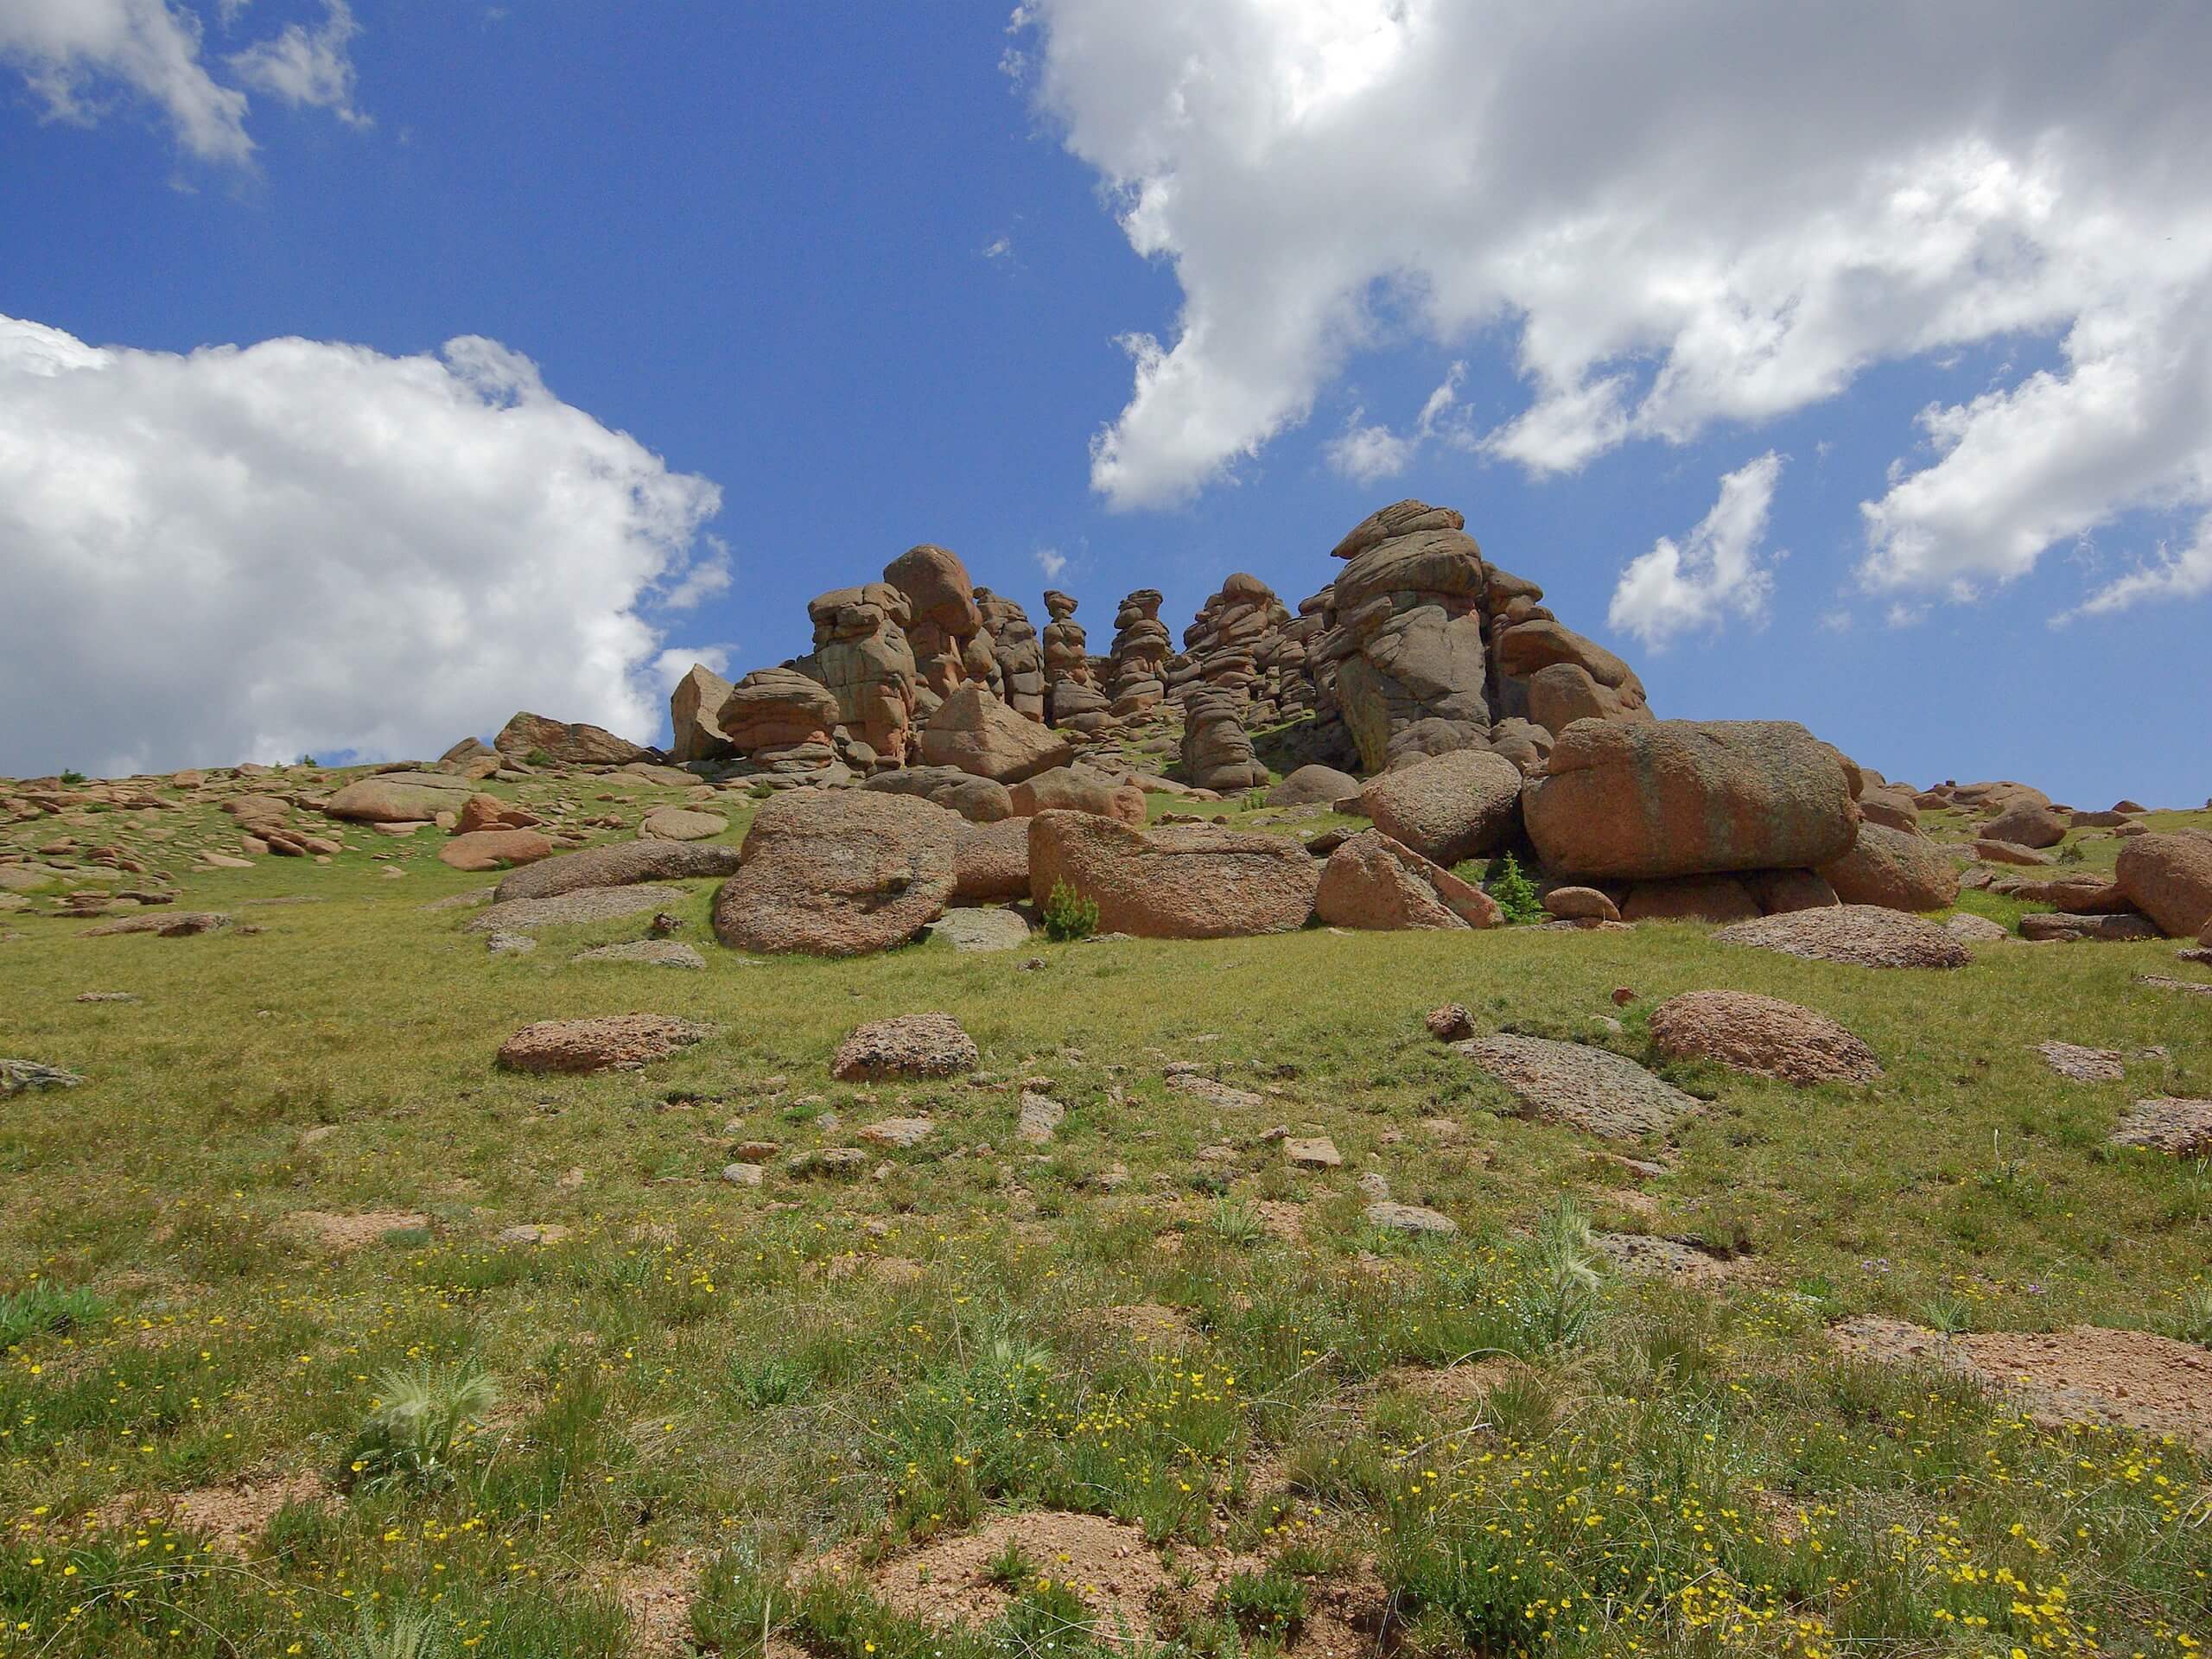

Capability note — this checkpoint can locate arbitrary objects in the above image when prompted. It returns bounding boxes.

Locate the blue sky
[3,1,2208,807]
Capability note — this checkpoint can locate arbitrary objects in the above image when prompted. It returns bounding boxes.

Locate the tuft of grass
[1513,1198,1605,1349]
[1221,1565,1308,1638]
[341,1357,499,1492]
[316,1605,448,1659]
[0,1281,110,1350]
[985,1537,1038,1588]
[1206,1197,1267,1247]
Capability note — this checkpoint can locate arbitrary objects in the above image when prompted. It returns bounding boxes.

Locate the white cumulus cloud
[0,0,368,159]
[226,0,365,126]
[0,313,723,778]
[1034,547,1068,580]
[1016,0,2212,618]
[1609,453,1783,646]
[1324,361,1465,484]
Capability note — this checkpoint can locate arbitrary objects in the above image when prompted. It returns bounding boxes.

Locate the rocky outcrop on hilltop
[1303,499,1651,773]
[1179,688,1268,793]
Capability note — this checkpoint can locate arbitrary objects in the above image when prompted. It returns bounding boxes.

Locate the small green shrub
[1221,1567,1307,1638]
[1484,852,1544,925]
[1042,879,1100,942]
[342,1358,498,1492]
[524,747,557,769]
[59,769,86,785]
[2166,1284,2212,1346]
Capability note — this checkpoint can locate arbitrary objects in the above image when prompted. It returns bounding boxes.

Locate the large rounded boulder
[1027,810,1319,939]
[713,791,960,956]
[1522,719,1858,880]
[323,771,474,823]
[1816,823,1960,912]
[2115,831,2212,938]
[1315,830,1500,930]
[1358,748,1523,868]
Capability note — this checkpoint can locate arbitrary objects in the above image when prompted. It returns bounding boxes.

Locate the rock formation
[1179,688,1268,792]
[495,712,651,768]
[1040,591,1110,729]
[807,582,919,767]
[668,664,737,764]
[973,588,1047,721]
[1106,589,1171,715]
[882,543,985,715]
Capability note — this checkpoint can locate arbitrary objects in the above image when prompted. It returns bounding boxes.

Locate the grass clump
[316,1605,448,1659]
[1042,878,1100,942]
[0,1281,110,1349]
[341,1357,499,1492]
[1220,1566,1307,1639]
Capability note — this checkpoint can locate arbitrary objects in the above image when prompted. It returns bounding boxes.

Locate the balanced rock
[1027,810,1319,939]
[883,543,985,710]
[1360,747,1522,867]
[976,588,1049,722]
[714,790,958,956]
[1107,588,1172,712]
[918,683,1071,783]
[718,666,842,762]
[1314,830,1501,930]
[1649,990,1881,1084]
[1524,720,1858,880]
[669,662,738,764]
[809,582,921,764]
[1179,689,1268,792]
[494,712,649,767]
[1816,823,1959,912]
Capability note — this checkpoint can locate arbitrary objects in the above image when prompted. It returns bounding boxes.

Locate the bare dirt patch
[835,1510,1391,1659]
[282,1209,428,1250]
[93,1471,326,1553]
[1381,1355,1522,1409]
[1830,1317,2212,1449]
[850,1511,1183,1642]
[1082,1303,1197,1349]
[1595,1230,1752,1287]
[595,1553,698,1658]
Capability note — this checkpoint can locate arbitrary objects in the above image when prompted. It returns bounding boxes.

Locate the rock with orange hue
[1027,810,1319,939]
[1524,720,1858,880]
[1315,830,1501,930]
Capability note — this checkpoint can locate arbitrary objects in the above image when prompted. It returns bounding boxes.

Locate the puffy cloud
[0,0,369,159]
[1035,547,1069,580]
[1608,453,1783,646]
[1324,361,1465,483]
[2054,514,2212,623]
[0,313,723,778]
[1015,1,2212,612]
[0,0,251,160]
[226,0,365,126]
